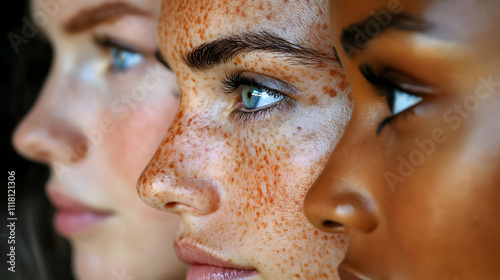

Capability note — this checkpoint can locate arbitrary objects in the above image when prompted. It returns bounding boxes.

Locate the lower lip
[187,265,257,280]
[54,210,111,236]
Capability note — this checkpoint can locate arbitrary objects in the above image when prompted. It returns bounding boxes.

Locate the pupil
[247,90,253,99]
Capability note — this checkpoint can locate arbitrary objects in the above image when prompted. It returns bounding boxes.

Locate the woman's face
[13,0,187,279]
[137,0,352,279]
[305,0,500,279]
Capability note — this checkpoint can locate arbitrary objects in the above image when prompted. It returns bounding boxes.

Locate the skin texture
[304,0,500,279]
[138,0,352,279]
[12,0,187,279]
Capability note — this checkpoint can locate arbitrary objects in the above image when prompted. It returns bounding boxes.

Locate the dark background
[1,2,72,279]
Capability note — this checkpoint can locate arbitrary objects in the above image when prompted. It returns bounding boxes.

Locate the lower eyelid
[377,105,420,135]
[230,97,293,124]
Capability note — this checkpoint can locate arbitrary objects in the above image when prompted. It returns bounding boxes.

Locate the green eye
[241,85,284,110]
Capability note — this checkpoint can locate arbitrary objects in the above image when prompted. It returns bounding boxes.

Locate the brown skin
[304,0,500,279]
[137,0,352,279]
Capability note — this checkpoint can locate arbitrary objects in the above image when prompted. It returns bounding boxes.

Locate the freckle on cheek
[308,96,319,105]
[338,79,349,92]
[322,85,338,98]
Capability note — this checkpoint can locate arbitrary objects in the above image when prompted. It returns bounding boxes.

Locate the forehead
[31,0,160,31]
[332,0,500,62]
[158,0,329,62]
[333,0,499,38]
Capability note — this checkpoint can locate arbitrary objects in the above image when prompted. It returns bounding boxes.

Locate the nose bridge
[138,103,221,215]
[328,98,390,188]
[12,64,88,165]
[316,106,376,187]
[305,107,381,233]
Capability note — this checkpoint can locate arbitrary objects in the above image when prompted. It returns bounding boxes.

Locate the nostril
[140,177,220,215]
[164,202,180,210]
[163,201,203,214]
[322,220,343,229]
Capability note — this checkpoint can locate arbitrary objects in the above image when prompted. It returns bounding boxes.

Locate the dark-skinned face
[305,0,500,279]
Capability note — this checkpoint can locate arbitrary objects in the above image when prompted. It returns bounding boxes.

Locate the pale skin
[305,0,500,279]
[138,0,352,279]
[13,0,187,279]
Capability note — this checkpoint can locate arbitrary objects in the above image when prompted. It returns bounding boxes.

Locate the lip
[339,264,370,280]
[174,241,258,280]
[48,190,113,236]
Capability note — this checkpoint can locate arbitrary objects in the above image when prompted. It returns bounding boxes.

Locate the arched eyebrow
[183,30,333,71]
[63,2,150,34]
[340,13,432,59]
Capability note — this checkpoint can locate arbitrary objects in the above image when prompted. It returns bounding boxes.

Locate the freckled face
[305,0,500,279]
[138,0,352,279]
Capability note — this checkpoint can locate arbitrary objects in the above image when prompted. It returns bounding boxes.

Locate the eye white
[392,89,423,115]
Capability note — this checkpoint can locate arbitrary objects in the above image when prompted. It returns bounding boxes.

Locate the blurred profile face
[304,0,500,279]
[12,0,187,279]
[137,0,352,279]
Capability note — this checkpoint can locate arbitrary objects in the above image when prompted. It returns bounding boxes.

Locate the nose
[138,171,220,215]
[12,68,88,166]
[304,108,381,234]
[137,108,221,216]
[304,172,378,233]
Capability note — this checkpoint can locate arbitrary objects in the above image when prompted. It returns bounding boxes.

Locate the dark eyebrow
[63,2,150,34]
[340,13,432,58]
[183,30,333,71]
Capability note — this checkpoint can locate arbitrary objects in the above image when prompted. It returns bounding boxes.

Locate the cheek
[217,108,347,233]
[105,94,178,186]
[229,127,293,207]
[388,152,500,257]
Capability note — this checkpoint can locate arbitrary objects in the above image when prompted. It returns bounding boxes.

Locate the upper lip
[47,188,111,215]
[174,240,255,271]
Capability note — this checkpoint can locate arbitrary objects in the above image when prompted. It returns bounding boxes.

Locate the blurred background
[1,1,73,279]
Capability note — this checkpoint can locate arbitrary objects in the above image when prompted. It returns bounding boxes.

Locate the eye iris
[242,85,264,109]
[111,48,143,70]
[240,84,286,110]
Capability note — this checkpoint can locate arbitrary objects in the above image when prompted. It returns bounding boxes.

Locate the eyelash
[94,35,144,73]
[221,73,289,124]
[377,108,417,133]
[360,64,422,134]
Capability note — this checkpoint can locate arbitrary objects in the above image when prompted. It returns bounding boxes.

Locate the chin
[72,246,137,280]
